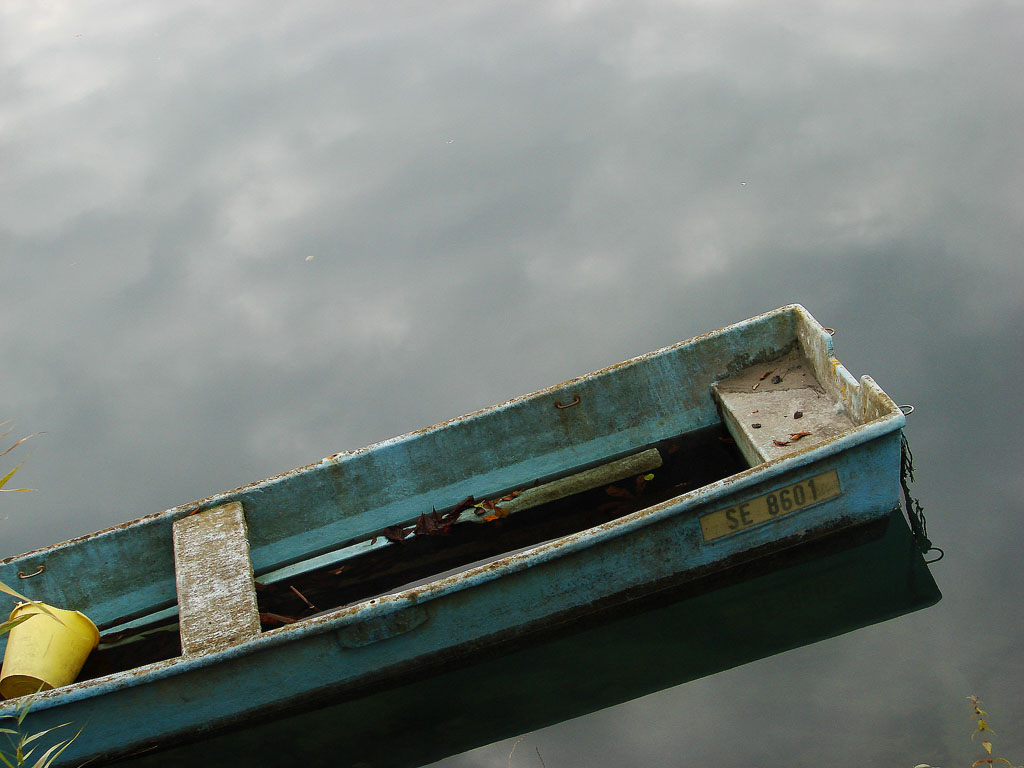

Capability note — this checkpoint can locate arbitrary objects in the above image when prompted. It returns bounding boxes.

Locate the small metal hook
[899,404,915,415]
[555,395,580,409]
[17,564,45,579]
[823,327,836,336]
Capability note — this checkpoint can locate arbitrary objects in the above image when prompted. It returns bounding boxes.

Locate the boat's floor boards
[713,347,857,465]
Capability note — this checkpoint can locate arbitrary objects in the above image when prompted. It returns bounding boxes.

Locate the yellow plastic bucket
[0,602,99,699]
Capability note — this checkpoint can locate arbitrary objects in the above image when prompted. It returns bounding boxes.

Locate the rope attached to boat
[899,432,943,562]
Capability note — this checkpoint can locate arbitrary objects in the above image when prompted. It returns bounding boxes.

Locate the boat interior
[75,422,750,681]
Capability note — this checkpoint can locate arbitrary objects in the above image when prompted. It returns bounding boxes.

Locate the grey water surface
[2,1,1022,765]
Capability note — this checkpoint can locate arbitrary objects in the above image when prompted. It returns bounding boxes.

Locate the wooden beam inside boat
[253,432,740,626]
[458,448,663,523]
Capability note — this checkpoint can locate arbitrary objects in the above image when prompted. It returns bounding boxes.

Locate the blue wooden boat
[0,305,939,766]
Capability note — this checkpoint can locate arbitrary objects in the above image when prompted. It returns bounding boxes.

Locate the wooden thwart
[172,502,260,656]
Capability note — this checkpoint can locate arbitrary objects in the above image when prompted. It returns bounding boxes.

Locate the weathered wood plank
[172,502,260,656]
[461,448,663,521]
[713,347,856,466]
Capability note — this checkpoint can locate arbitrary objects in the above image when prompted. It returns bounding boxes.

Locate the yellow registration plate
[699,469,842,542]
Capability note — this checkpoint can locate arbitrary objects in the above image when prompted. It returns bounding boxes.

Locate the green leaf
[0,581,31,604]
[0,434,38,460]
[0,589,66,630]
[0,615,33,636]
[29,729,80,768]
[16,694,44,727]
[21,724,70,748]
[0,462,33,493]
[16,701,32,727]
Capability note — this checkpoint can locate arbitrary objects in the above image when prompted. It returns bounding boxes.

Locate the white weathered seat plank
[713,347,856,466]
[172,502,260,656]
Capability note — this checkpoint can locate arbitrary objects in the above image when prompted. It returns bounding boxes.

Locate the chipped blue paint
[0,305,938,767]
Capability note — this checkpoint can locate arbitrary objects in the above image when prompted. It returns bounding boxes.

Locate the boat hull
[0,305,940,766]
